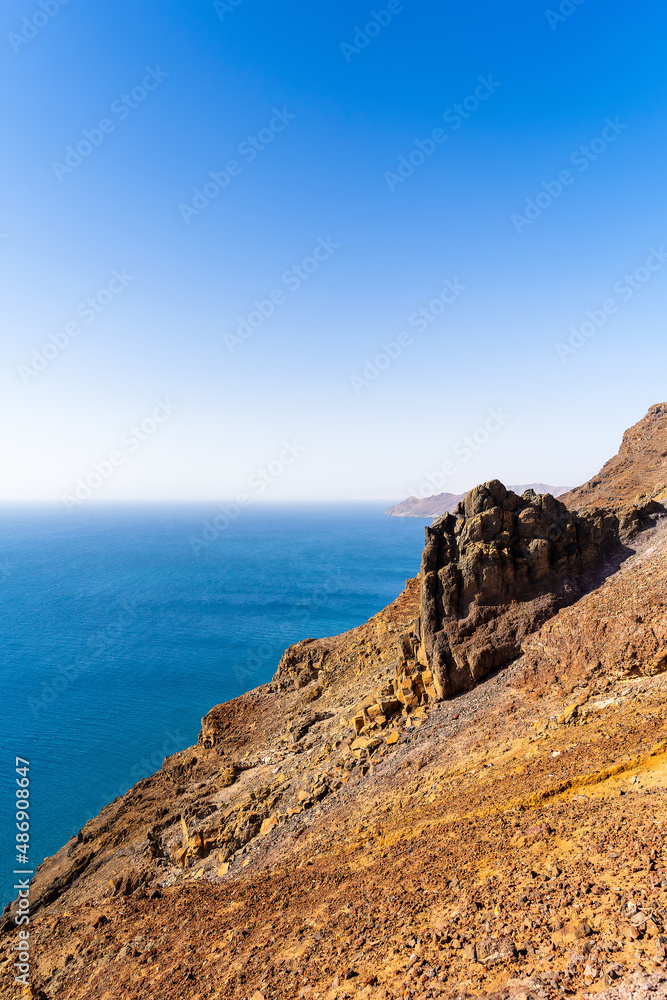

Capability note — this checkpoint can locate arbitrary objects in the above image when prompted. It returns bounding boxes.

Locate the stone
[476,935,517,965]
[557,704,579,725]
[551,920,591,946]
[385,732,399,746]
[463,942,477,961]
[215,764,238,788]
[655,934,667,958]
[260,816,278,836]
[353,713,366,734]
[381,698,402,716]
[188,830,205,852]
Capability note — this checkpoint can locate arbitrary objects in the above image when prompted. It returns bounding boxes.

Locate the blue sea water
[0,503,428,907]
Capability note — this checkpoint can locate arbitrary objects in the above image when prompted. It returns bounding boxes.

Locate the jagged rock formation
[385,485,569,518]
[419,480,629,699]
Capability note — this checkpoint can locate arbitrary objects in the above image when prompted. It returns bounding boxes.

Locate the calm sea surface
[0,503,429,906]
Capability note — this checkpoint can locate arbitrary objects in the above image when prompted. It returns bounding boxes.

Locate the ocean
[0,503,428,907]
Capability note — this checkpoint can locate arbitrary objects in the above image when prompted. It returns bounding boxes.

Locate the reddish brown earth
[2,404,667,1000]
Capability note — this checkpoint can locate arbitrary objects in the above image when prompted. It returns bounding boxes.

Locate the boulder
[476,934,517,965]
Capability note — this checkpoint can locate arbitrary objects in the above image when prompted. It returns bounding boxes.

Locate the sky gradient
[1,0,666,502]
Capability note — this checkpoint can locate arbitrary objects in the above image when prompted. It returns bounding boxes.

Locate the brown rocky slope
[2,404,667,1000]
[562,402,667,513]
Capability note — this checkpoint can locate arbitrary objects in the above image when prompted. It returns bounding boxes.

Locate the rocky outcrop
[385,484,568,518]
[419,480,629,698]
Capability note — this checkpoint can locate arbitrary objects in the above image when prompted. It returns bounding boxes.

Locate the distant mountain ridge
[386,483,569,518]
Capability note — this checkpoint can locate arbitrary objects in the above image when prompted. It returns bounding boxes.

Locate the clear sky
[1,0,666,503]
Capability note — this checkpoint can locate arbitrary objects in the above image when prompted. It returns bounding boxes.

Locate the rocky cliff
[2,405,667,1000]
[419,482,630,700]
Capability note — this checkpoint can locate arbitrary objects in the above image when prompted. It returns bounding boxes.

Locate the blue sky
[1,0,666,501]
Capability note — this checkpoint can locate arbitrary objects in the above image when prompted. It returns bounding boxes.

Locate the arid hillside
[562,403,667,512]
[2,405,667,1000]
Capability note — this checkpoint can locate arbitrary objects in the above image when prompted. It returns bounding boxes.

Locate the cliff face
[419,481,628,699]
[2,406,667,1000]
